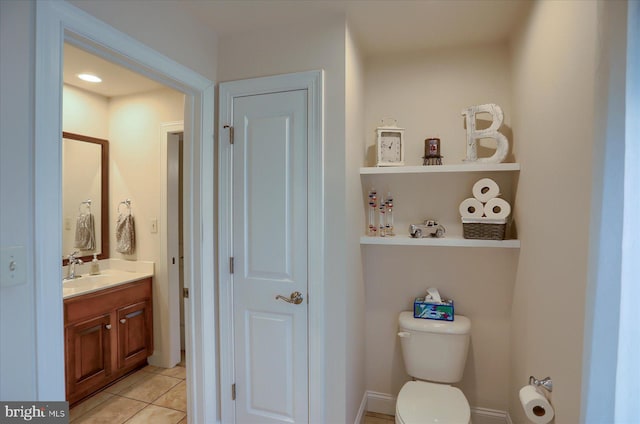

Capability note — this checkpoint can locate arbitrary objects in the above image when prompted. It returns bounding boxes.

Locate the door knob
[275,291,304,305]
[120,319,127,324]
[105,324,112,330]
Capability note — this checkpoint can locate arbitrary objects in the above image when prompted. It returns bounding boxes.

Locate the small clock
[376,123,405,167]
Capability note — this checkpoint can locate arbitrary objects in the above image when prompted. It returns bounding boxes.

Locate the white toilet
[396,311,472,424]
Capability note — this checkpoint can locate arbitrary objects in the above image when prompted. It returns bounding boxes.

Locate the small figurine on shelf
[367,188,378,237]
[409,219,446,238]
[423,138,443,166]
[378,201,386,237]
[385,192,395,236]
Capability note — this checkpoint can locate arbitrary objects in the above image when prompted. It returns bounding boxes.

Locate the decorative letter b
[462,104,509,163]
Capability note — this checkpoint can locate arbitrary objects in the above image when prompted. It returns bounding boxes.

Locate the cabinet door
[66,313,112,398]
[117,300,153,370]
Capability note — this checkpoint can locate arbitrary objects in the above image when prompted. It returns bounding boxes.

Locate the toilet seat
[396,381,471,424]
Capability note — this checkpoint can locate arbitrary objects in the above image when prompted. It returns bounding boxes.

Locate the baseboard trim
[366,391,396,415]
[505,410,513,424]
[355,390,368,424]
[470,407,512,424]
[362,391,511,424]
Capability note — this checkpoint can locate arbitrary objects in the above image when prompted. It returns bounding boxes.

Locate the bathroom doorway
[61,43,189,421]
[35,3,215,420]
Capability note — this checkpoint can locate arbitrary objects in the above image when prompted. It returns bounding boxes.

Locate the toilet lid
[396,381,470,424]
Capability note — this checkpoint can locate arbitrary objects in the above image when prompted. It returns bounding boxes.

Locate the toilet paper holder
[529,376,553,393]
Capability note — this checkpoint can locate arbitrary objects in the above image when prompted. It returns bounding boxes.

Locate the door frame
[160,121,184,368]
[218,71,325,423]
[34,2,216,422]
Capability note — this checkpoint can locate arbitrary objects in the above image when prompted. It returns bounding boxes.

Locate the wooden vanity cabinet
[117,300,153,370]
[64,278,153,405]
[65,313,112,399]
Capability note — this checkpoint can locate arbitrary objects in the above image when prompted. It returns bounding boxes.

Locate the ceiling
[64,0,532,97]
[181,0,532,55]
[64,44,164,98]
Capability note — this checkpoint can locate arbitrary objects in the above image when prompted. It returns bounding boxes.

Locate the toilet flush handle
[397,331,411,338]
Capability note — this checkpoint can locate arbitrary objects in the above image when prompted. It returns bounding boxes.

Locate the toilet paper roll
[459,198,484,218]
[484,197,511,219]
[519,385,554,424]
[472,178,500,202]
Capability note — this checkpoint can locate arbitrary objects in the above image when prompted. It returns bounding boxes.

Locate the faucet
[66,251,84,280]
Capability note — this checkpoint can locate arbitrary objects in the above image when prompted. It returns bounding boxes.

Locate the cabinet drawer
[65,278,151,325]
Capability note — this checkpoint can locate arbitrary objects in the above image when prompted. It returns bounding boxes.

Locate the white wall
[345,23,367,420]
[0,0,217,401]
[63,85,109,137]
[582,1,628,421]
[509,1,598,422]
[362,43,516,412]
[615,2,640,420]
[68,0,218,82]
[364,43,513,167]
[218,16,356,422]
[0,0,37,400]
[109,88,185,367]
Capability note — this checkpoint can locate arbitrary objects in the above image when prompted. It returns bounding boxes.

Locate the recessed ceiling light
[78,73,102,83]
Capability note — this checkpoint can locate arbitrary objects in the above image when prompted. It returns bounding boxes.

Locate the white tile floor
[69,364,187,424]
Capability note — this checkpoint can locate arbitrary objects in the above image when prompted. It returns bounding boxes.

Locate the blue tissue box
[413,297,455,321]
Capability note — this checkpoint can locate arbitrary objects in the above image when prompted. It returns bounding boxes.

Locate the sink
[62,279,86,288]
[63,273,110,288]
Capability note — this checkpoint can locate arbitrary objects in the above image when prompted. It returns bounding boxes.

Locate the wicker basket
[462,218,507,240]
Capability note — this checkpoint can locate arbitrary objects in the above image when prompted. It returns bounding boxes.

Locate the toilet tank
[398,311,471,383]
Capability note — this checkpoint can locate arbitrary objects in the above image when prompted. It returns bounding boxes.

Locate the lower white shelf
[360,235,520,248]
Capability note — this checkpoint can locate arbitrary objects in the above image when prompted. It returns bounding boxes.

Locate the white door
[232,89,309,424]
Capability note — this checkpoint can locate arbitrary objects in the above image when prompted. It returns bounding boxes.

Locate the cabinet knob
[120,319,127,324]
[105,324,112,330]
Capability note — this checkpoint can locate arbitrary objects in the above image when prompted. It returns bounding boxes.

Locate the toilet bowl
[395,381,470,424]
[396,311,472,424]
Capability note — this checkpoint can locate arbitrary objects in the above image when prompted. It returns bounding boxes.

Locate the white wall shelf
[360,163,520,175]
[360,162,521,248]
[360,235,520,248]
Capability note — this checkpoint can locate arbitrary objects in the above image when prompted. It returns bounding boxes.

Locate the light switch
[1,246,27,287]
[150,219,158,234]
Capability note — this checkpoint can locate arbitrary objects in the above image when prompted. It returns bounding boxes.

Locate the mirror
[62,132,109,265]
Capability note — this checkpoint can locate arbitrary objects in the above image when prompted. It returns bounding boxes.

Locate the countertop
[63,268,153,299]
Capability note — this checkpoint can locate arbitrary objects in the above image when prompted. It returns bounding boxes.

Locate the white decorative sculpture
[462,103,509,163]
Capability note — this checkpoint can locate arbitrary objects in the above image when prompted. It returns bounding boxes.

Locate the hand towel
[74,213,95,250]
[116,213,136,254]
